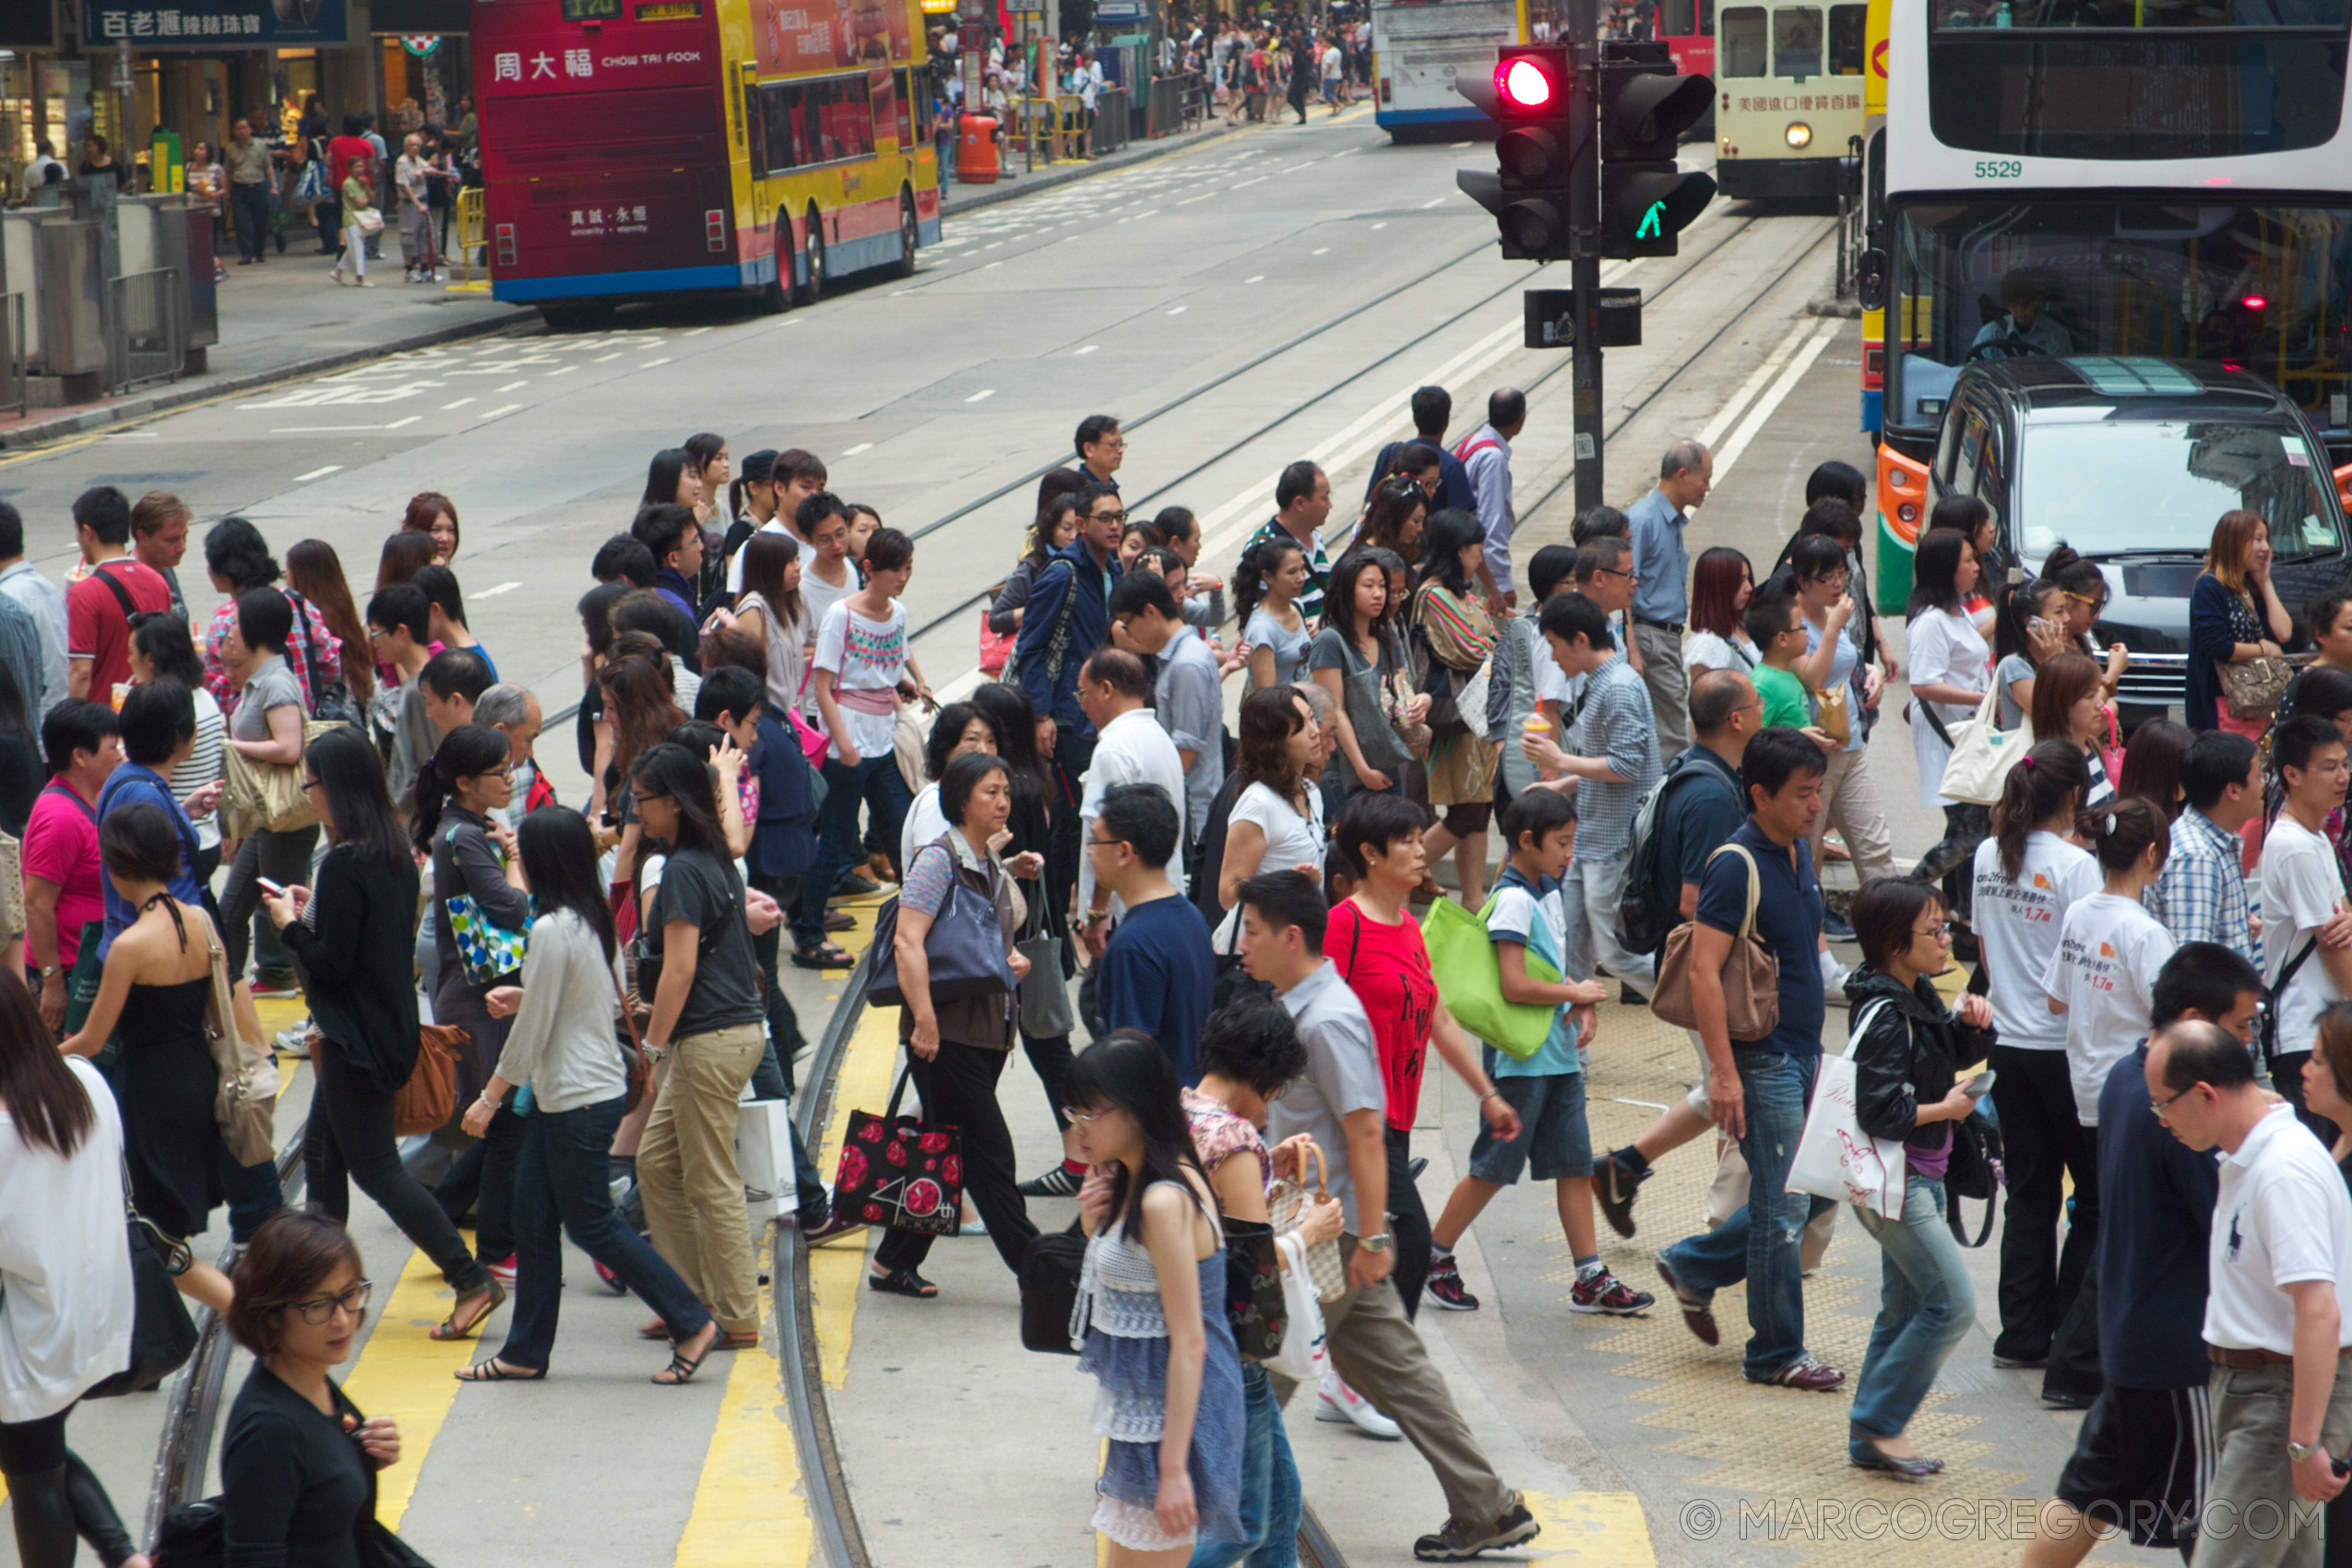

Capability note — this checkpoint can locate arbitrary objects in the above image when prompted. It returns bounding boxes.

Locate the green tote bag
[1420,893,1564,1062]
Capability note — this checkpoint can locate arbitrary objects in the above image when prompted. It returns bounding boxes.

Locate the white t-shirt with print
[2260,814,2348,1059]
[1971,830,2099,1052]
[2040,890,2178,1124]
[813,598,906,762]
[1685,630,1757,674]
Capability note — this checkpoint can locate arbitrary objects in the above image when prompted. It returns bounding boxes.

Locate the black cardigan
[279,845,422,1095]
[221,1363,371,1568]
[1846,968,1993,1154]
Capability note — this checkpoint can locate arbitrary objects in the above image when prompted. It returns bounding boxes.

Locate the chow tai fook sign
[482,41,713,94]
[84,0,349,45]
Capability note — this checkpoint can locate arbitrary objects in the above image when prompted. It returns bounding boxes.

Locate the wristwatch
[2291,1440,2326,1465]
[35,965,58,982]
[1359,1232,1393,1253]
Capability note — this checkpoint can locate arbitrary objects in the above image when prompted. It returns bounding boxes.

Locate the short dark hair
[1574,536,1631,582]
[1081,647,1152,701]
[226,1209,364,1356]
[1098,782,1182,870]
[796,490,849,537]
[1331,790,1429,876]
[100,799,182,886]
[1237,870,1327,956]
[71,485,132,547]
[776,448,827,486]
[1075,481,1121,518]
[2307,587,2352,643]
[862,527,913,575]
[1786,532,1849,581]
[42,698,118,776]
[1276,460,1323,511]
[2273,713,2345,778]
[1743,589,1800,649]
[1538,591,1614,652]
[632,502,699,565]
[0,500,23,559]
[2079,795,2171,873]
[420,647,493,705]
[118,678,196,767]
[410,564,468,629]
[1108,570,1181,623]
[2154,1018,2258,1093]
[2181,730,2260,814]
[592,532,658,588]
[1075,413,1121,455]
[1849,876,1941,971]
[1408,385,1452,436]
[1741,726,1827,809]
[694,664,764,726]
[1527,543,1579,603]
[1804,459,1868,511]
[2152,942,2265,1029]
[1570,505,1630,544]
[1195,994,1308,1099]
[939,750,1011,826]
[366,583,432,644]
[1500,789,1575,857]
[235,587,293,657]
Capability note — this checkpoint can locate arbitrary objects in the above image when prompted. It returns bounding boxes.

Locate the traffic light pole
[1567,0,1604,513]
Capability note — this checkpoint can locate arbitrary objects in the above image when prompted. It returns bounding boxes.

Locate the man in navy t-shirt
[1088,782,1216,1084]
[1655,727,1844,1390]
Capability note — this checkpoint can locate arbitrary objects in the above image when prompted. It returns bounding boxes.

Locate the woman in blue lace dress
[1071,1030,1245,1563]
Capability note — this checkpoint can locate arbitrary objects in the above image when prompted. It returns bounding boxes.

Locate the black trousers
[748,872,809,1097]
[0,1408,135,1568]
[874,1041,1039,1277]
[434,1099,526,1262]
[307,1039,490,1294]
[1989,1044,2102,1396]
[1021,1027,1075,1140]
[1384,1125,1433,1321]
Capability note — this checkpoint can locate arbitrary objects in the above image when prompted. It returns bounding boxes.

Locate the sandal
[638,1317,677,1340]
[867,1266,937,1299]
[653,1322,719,1385]
[791,943,855,970]
[453,1357,543,1382]
[428,1279,506,1341]
[711,1329,760,1351]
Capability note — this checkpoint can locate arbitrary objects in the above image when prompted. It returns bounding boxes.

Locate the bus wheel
[758,213,793,315]
[797,206,826,305]
[540,302,612,331]
[894,190,918,279]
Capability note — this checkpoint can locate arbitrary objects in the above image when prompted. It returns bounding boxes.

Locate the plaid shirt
[2146,805,2261,969]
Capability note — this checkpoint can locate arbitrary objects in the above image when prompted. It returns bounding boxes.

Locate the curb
[0,302,539,453]
[937,115,1244,219]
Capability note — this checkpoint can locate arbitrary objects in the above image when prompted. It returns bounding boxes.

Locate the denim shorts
[1467,1070,1592,1184]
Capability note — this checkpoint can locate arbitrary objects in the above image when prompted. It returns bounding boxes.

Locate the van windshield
[2016,418,2342,560]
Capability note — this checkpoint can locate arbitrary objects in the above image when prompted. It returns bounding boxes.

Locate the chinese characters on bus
[1730,93,1862,113]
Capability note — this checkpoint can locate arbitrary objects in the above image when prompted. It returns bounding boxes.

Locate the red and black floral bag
[834,1064,964,1234]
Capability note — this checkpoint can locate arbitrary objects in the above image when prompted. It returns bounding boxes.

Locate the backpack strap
[89,560,141,624]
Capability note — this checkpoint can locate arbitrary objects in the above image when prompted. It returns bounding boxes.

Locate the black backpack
[1617,751,1739,957]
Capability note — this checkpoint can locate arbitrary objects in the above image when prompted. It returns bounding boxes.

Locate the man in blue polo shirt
[1655,726,1844,1391]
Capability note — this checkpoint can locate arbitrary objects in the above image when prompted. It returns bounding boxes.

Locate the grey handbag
[866,841,1016,1007]
[1016,888,1075,1037]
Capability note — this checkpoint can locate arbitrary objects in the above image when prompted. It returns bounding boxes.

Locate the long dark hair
[1358,476,1427,560]
[630,742,727,858]
[2118,719,2192,820]
[968,682,1051,802]
[1994,578,2061,666]
[642,448,693,511]
[519,806,616,963]
[1906,528,1970,618]
[923,701,991,782]
[1320,548,1389,644]
[132,612,206,689]
[285,539,376,703]
[1063,1029,1207,1243]
[2079,795,2171,875]
[410,723,511,852]
[1991,738,2087,884]
[601,655,685,788]
[1235,533,1303,626]
[1417,507,1485,599]
[375,529,435,591]
[0,967,94,1158]
[1234,684,1311,813]
[738,531,803,634]
[308,727,405,868]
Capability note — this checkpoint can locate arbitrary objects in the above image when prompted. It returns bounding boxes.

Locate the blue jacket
[1015,539,1120,737]
[746,713,816,880]
[1363,439,1477,517]
[2185,571,2239,733]
[96,763,204,957]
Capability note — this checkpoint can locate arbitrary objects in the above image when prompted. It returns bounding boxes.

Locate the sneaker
[1762,1355,1847,1391]
[1655,1257,1718,1346]
[1619,981,1649,1006]
[1570,1267,1655,1315]
[274,1022,315,1058]
[1822,909,1857,942]
[591,1258,629,1295]
[832,873,883,898]
[1413,1494,1540,1562]
[1422,1253,1479,1312]
[250,973,301,1000]
[485,1253,517,1286]
[1018,1164,1086,1198]
[1316,1373,1402,1439]
[1594,1150,1647,1239]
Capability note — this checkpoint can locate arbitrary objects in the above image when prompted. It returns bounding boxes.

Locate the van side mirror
[1856,249,1889,314]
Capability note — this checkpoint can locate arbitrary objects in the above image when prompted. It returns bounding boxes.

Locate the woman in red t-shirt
[1324,791,1520,1321]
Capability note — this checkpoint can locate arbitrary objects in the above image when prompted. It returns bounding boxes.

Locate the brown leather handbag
[395,1025,469,1136]
[1650,844,1781,1042]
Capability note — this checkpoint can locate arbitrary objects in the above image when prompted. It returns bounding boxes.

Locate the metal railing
[0,294,26,418]
[1096,87,1133,153]
[1835,187,1865,299]
[453,187,486,282]
[104,267,185,394]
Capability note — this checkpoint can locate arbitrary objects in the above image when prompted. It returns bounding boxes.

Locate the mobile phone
[256,877,286,898]
[1963,1070,1996,1099]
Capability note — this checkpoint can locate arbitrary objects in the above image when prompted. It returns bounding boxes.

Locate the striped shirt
[1565,653,1661,861]
[1243,518,1329,624]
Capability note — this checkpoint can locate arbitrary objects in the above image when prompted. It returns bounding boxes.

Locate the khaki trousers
[638,1022,765,1335]
[1809,742,1898,886]
[1633,622,1690,763]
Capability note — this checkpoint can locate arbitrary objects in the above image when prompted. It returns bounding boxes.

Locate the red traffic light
[1500,57,1556,110]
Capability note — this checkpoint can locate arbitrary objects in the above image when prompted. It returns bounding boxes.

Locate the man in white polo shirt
[2149,1019,2352,1566]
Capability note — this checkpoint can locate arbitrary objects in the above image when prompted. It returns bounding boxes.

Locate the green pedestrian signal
[1637,200,1666,240]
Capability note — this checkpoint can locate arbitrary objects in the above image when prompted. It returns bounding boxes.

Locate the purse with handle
[199,916,280,1166]
[1650,843,1781,1041]
[1266,1141,1348,1303]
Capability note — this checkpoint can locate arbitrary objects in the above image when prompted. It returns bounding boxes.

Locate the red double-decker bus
[474,0,943,325]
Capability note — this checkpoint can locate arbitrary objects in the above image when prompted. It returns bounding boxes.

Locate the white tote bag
[1265,1232,1329,1384]
[1789,1000,1908,1221]
[1937,684,2034,806]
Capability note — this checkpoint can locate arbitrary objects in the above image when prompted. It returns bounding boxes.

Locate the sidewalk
[0,248,530,451]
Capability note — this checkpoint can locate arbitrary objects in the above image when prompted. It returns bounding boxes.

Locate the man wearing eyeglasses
[1072,412,1123,493]
[1015,481,1125,826]
[2142,1016,2352,1567]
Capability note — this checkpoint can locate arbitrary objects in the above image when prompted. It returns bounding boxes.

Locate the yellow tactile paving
[338,1231,485,1531]
[675,1230,817,1568]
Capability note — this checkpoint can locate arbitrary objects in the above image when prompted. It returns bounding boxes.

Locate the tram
[1711,0,1867,201]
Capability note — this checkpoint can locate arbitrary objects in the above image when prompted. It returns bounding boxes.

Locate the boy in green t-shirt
[1744,590,1814,729]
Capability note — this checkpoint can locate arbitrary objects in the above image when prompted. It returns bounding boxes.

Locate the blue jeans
[218,1146,286,1244]
[1847,1175,1976,1445]
[1188,1361,1300,1568]
[498,1096,712,1372]
[1657,1050,1835,1381]
[792,754,914,951]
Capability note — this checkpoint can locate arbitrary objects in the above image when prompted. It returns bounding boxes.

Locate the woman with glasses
[1788,534,1897,893]
[215,586,316,996]
[2039,545,2130,703]
[222,1212,415,1566]
[1839,877,1992,1478]
[412,724,531,1292]
[264,730,501,1339]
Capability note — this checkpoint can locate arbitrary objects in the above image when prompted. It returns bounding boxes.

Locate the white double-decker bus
[1371,0,1565,138]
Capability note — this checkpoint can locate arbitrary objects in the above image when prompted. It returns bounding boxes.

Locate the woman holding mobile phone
[1840,877,1995,1479]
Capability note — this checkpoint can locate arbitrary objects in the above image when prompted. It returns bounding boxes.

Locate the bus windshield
[2015,419,2342,559]
[1932,0,2346,26]
[1887,200,2352,436]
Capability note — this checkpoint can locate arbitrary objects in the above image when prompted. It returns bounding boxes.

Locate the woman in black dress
[60,802,239,1312]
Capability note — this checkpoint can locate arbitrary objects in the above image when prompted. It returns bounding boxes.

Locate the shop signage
[401,32,441,54]
[83,0,349,46]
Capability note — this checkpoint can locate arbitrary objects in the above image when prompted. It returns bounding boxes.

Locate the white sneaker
[1315,1372,1402,1440]
[274,1022,315,1058]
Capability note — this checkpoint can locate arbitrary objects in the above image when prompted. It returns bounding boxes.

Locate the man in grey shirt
[0,502,68,717]
[1625,438,1714,762]
[1110,572,1220,844]
[1237,871,1538,1562]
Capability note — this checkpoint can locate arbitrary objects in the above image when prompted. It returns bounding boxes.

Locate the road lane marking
[442,398,475,410]
[339,1241,487,1530]
[1245,275,1265,283]
[1167,305,1188,315]
[673,1232,814,1568]
[1694,319,1821,451]
[1710,320,1842,486]
[965,388,995,402]
[291,465,342,481]
[480,404,525,419]
[642,357,673,368]
[469,581,522,600]
[842,443,873,456]
[494,380,529,392]
[545,365,578,376]
[1283,160,1318,172]
[1420,196,1446,208]
[1313,247,1330,255]
[1075,345,1099,355]
[1177,191,1217,205]
[1372,221,1388,230]
[385,416,420,430]
[593,352,623,362]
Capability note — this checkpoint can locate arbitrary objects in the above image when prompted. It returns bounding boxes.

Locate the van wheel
[797,207,826,305]
[895,190,918,279]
